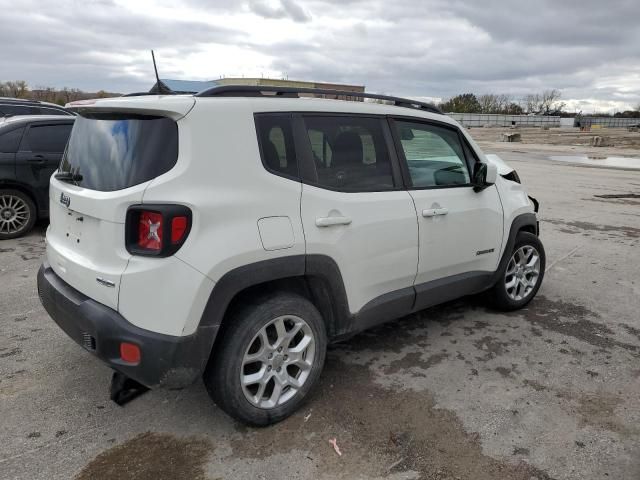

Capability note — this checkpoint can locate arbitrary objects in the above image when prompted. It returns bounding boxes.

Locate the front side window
[21,124,73,152]
[394,120,470,188]
[59,114,177,192]
[303,116,394,191]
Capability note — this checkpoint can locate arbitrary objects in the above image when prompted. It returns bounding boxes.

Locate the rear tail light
[138,211,163,251]
[126,205,192,257]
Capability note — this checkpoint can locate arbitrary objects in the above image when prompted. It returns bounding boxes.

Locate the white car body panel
[409,185,504,284]
[47,177,148,310]
[48,95,536,339]
[484,153,515,175]
[301,185,418,314]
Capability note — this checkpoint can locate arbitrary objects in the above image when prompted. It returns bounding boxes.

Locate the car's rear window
[58,114,178,192]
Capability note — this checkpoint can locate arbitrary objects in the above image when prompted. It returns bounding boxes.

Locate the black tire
[0,189,37,240]
[487,231,546,311]
[203,292,327,426]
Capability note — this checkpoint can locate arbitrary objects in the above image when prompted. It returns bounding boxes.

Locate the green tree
[440,93,481,113]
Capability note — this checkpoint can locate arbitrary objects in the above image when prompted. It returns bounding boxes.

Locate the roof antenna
[151,50,171,95]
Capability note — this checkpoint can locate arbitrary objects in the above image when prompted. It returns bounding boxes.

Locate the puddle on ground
[549,155,640,169]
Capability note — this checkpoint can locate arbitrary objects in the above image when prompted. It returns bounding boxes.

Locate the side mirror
[472,163,497,192]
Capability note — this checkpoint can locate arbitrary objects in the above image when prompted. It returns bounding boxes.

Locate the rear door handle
[422,208,448,217]
[315,216,352,227]
[27,154,46,163]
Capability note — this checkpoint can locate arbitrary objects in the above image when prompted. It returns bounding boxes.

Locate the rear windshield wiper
[54,171,83,183]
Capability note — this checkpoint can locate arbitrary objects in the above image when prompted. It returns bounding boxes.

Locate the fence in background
[448,113,560,128]
[579,117,639,128]
[447,114,639,128]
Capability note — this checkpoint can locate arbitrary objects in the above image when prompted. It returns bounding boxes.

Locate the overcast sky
[2,0,639,112]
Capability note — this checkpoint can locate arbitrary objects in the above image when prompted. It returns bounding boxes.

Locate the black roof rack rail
[195,85,443,114]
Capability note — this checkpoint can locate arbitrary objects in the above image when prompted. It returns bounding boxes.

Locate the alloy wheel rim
[505,245,541,301]
[0,194,29,234]
[241,315,316,409]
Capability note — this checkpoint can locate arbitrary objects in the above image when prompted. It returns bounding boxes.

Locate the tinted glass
[255,114,298,178]
[395,121,470,188]
[22,124,73,152]
[303,116,394,191]
[0,127,24,153]
[0,105,37,117]
[59,115,178,192]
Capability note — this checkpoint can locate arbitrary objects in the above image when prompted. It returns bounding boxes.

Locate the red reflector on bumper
[120,342,141,364]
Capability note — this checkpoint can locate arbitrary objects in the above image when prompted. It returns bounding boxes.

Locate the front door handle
[315,216,352,227]
[422,208,449,217]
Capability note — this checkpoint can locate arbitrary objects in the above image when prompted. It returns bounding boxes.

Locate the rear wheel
[204,292,327,426]
[0,189,36,240]
[488,231,545,310]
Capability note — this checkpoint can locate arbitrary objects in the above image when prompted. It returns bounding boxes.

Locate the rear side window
[302,116,395,192]
[394,120,470,188]
[0,127,24,153]
[21,124,73,152]
[59,115,178,192]
[255,114,298,179]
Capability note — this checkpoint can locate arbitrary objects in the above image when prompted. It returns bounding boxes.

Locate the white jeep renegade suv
[38,86,544,426]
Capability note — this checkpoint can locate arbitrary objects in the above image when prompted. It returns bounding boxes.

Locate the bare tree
[524,89,565,115]
[540,89,565,115]
[477,93,512,113]
[3,80,29,98]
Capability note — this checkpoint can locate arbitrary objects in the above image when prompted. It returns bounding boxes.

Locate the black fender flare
[490,212,539,286]
[196,254,351,356]
[199,254,351,332]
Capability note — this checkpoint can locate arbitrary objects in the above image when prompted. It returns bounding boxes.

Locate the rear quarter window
[0,127,24,153]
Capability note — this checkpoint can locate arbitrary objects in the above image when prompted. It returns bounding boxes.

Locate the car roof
[0,115,76,127]
[67,94,456,126]
[0,98,69,108]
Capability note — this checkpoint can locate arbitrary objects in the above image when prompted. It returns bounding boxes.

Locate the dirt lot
[1,140,639,480]
[470,127,640,151]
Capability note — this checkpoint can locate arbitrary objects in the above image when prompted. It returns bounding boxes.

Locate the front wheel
[203,292,327,426]
[488,231,545,311]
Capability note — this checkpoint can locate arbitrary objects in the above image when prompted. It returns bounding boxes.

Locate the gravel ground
[1,143,639,480]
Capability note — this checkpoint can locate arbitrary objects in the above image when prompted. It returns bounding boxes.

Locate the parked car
[0,98,74,118]
[37,87,545,426]
[0,115,75,238]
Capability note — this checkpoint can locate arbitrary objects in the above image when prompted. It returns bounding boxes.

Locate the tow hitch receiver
[110,371,149,406]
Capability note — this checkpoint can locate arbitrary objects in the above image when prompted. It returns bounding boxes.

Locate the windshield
[59,114,178,192]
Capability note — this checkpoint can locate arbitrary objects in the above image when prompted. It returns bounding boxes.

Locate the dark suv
[0,98,74,118]
[0,115,74,239]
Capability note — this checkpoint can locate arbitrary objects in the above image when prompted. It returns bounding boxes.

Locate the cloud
[1,0,638,111]
[249,0,311,22]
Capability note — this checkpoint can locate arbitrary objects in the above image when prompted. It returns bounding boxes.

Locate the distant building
[150,77,365,100]
[149,79,218,94]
